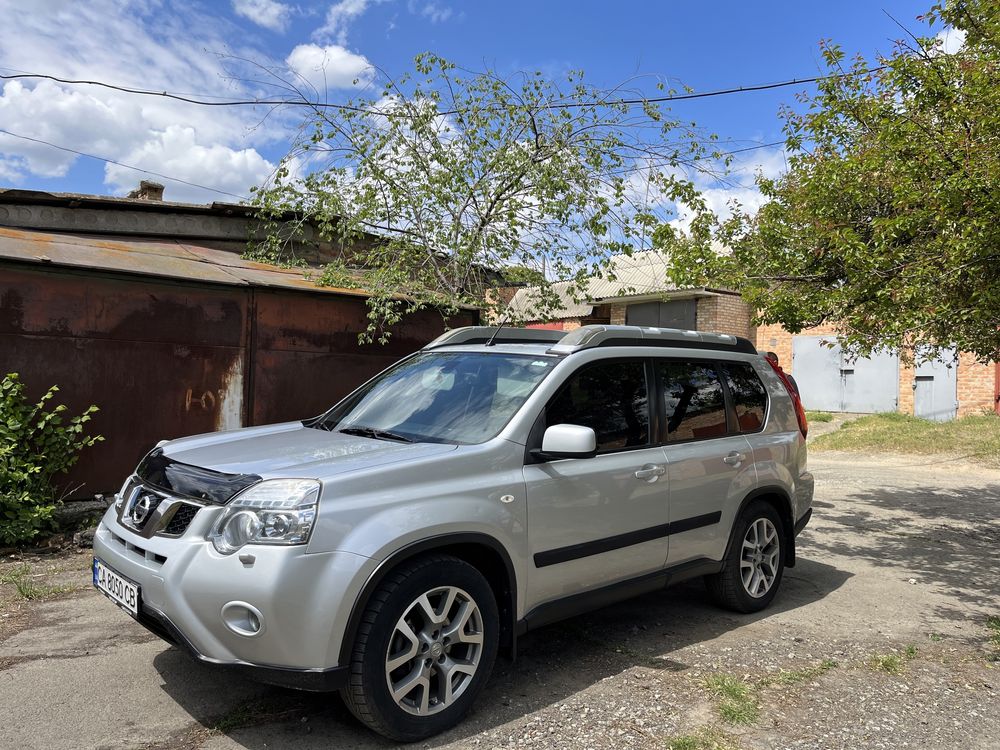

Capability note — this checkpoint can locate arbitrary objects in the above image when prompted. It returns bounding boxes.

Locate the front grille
[118,481,203,539]
[162,503,199,536]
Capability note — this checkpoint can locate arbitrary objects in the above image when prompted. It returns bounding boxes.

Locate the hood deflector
[136,448,261,504]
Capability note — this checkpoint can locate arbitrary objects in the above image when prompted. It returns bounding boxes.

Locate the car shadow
[801,481,1000,622]
[151,556,850,747]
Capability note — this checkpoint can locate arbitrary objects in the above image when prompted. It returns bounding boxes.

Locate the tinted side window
[657,361,728,442]
[547,361,649,452]
[723,362,768,432]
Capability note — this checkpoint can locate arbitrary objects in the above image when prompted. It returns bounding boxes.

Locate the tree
[253,54,713,341]
[660,0,1000,361]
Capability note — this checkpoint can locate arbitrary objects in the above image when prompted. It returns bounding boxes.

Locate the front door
[523,359,670,607]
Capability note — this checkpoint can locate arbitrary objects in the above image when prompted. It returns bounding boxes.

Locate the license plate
[93,558,140,617]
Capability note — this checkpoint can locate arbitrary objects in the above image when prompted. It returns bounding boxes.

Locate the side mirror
[531,424,597,461]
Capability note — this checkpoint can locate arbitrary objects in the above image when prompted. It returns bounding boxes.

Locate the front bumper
[135,605,349,691]
[92,505,372,682]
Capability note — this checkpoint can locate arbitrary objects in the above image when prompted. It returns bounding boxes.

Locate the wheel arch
[338,533,518,667]
[726,486,797,568]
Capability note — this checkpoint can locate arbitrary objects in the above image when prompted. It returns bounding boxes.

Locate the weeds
[667,727,740,750]
[0,563,75,600]
[766,659,839,686]
[869,646,917,674]
[704,674,759,725]
[986,617,1000,661]
[805,411,834,423]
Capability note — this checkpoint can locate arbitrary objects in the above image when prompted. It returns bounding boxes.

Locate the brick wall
[695,294,756,339]
[756,323,997,418]
[957,353,996,416]
[609,304,627,325]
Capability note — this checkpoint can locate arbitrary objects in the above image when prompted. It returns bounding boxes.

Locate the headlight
[208,479,320,555]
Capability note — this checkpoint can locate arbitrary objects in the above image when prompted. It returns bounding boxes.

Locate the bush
[0,373,103,545]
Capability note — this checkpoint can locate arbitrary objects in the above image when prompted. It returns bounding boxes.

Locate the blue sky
[0,0,944,208]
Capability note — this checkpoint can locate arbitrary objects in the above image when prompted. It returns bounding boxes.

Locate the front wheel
[706,500,785,613]
[342,554,499,741]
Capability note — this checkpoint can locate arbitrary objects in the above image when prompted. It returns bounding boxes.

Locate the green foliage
[253,53,712,341]
[661,0,1000,362]
[499,264,547,286]
[0,373,103,545]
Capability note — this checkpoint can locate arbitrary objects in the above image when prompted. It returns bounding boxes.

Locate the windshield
[315,351,558,444]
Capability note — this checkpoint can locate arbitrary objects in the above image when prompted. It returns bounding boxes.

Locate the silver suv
[93,325,813,741]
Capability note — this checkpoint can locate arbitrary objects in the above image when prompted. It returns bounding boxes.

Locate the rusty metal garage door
[792,336,899,413]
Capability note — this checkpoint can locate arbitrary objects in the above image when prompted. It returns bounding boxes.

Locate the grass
[869,645,918,674]
[987,616,1000,661]
[805,411,834,423]
[811,412,1000,467]
[666,727,740,750]
[0,562,75,600]
[703,674,759,725]
[765,659,839,686]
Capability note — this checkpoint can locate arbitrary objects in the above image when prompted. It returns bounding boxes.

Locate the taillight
[765,357,808,438]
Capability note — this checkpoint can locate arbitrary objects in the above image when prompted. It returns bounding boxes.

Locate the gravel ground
[1,452,998,750]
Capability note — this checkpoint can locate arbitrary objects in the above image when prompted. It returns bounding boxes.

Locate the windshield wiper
[337,426,414,443]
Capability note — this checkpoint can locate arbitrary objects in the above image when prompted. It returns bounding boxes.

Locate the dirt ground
[1,452,998,750]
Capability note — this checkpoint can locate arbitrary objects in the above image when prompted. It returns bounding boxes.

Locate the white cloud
[668,146,788,233]
[0,80,146,177]
[409,0,453,23]
[232,0,292,32]
[935,27,967,54]
[104,126,276,203]
[317,0,374,45]
[0,0,296,202]
[286,43,374,92]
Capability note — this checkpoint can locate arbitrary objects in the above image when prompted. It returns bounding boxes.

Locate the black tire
[706,500,785,613]
[341,554,499,741]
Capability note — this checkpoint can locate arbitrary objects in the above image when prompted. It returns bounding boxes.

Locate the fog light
[221,602,265,637]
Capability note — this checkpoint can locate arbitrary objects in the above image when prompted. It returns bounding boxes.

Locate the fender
[724,485,797,568]
[336,532,519,667]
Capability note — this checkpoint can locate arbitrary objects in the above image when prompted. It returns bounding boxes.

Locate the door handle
[723,451,746,466]
[634,464,666,481]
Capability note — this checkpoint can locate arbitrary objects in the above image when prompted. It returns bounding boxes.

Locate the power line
[0,128,250,201]
[0,126,786,208]
[0,67,887,114]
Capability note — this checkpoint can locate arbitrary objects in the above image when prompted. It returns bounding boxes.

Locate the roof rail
[423,324,758,355]
[547,325,757,355]
[423,326,566,349]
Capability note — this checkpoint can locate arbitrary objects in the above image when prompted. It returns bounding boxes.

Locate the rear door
[523,358,671,606]
[657,359,761,566]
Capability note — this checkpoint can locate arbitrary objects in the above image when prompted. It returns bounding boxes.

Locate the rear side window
[656,361,728,442]
[723,362,768,432]
[546,360,649,452]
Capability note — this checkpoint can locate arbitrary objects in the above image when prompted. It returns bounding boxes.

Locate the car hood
[161,421,458,481]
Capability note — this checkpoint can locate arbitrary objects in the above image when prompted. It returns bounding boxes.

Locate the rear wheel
[706,500,785,613]
[342,554,499,741]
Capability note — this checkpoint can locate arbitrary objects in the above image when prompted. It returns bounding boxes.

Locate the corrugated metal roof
[508,249,712,321]
[0,225,375,298]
